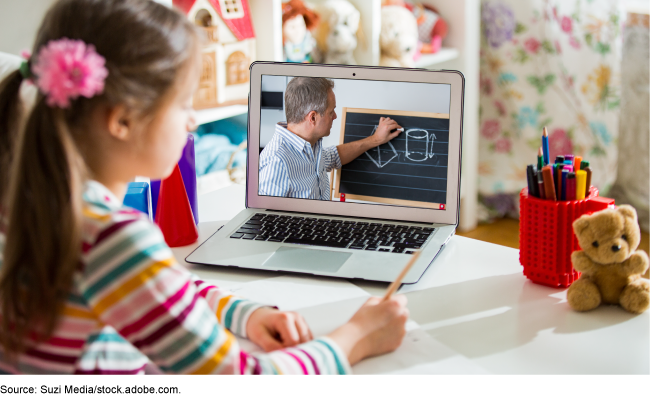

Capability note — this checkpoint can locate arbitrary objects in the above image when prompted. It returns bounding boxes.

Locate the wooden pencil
[382,251,422,301]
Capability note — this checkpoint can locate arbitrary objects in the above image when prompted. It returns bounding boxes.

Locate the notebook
[186,62,464,284]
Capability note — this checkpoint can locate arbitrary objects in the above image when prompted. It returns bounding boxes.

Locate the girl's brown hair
[0,0,199,357]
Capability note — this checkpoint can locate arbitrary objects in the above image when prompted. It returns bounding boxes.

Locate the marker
[565,154,574,162]
[553,156,564,195]
[542,127,550,165]
[566,172,576,201]
[576,170,587,200]
[556,164,563,200]
[527,165,539,198]
[526,164,536,198]
[574,156,582,172]
[581,160,592,197]
[537,171,546,199]
[537,147,544,171]
[542,165,557,201]
[561,167,570,200]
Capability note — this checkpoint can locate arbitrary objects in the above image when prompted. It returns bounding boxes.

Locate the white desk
[171,184,649,374]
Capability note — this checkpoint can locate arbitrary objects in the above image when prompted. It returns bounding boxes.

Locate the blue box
[123,182,152,220]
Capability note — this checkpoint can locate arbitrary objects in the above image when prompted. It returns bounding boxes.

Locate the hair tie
[18,50,33,80]
[19,60,33,80]
[30,38,108,108]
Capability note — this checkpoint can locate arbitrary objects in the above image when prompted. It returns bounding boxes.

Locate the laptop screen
[257,75,451,211]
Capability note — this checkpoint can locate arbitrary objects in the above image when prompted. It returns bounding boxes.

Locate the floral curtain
[478,0,623,219]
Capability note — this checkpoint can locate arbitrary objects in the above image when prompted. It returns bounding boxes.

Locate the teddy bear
[379,5,419,68]
[313,0,362,65]
[567,205,650,314]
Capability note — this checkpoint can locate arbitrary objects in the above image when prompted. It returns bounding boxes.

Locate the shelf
[414,48,460,69]
[195,104,248,125]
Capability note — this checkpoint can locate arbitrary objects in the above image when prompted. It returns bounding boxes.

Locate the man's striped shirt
[0,181,351,374]
[259,123,341,200]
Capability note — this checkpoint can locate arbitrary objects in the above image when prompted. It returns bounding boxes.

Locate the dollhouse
[173,0,256,109]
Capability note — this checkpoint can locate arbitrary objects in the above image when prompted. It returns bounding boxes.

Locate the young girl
[0,0,408,374]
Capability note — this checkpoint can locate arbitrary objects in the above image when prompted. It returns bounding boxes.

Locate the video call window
[257,75,451,210]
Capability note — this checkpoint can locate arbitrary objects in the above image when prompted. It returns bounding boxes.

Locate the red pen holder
[519,187,614,288]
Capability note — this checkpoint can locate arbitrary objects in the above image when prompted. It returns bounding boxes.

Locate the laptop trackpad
[262,246,351,273]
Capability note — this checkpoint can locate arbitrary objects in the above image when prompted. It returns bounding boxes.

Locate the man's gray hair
[284,77,335,124]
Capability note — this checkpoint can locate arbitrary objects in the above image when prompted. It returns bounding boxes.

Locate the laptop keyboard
[229,213,435,253]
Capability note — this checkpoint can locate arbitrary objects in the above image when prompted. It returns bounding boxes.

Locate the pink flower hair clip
[31,38,108,108]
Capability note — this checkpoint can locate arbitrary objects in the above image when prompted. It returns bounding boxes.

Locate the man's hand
[246,307,313,351]
[371,117,402,146]
[337,117,403,165]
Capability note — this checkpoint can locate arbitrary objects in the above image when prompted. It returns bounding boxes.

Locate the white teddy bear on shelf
[379,5,419,67]
[314,0,362,65]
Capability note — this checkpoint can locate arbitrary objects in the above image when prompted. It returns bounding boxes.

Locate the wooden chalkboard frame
[332,107,450,208]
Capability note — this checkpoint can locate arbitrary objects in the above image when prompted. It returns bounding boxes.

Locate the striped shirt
[259,123,341,200]
[0,180,350,374]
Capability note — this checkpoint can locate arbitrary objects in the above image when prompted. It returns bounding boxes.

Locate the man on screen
[259,77,402,200]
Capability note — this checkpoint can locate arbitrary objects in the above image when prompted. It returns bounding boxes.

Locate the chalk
[396,128,404,132]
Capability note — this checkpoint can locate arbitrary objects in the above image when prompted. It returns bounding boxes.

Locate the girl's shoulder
[81,180,160,249]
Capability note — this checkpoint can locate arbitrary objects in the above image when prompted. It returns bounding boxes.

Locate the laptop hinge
[264,209,442,227]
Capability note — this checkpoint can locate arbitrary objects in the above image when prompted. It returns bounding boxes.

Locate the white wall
[0,0,57,55]
[0,0,174,56]
[259,75,451,149]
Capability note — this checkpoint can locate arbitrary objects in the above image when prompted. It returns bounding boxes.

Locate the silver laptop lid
[247,62,464,226]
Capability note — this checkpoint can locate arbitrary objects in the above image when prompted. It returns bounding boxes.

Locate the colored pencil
[537,147,544,171]
[576,170,587,200]
[383,251,421,301]
[542,127,550,165]
[542,165,557,200]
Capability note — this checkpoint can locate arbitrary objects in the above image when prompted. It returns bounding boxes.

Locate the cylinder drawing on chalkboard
[405,129,437,162]
[365,125,398,168]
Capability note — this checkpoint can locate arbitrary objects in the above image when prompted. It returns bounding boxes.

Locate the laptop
[186,62,464,284]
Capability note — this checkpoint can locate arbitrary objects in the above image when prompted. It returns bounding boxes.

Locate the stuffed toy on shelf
[567,205,649,314]
[282,0,319,63]
[313,0,363,65]
[379,5,418,67]
[411,2,448,54]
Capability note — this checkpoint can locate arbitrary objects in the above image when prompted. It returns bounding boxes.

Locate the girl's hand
[327,295,409,365]
[246,307,313,351]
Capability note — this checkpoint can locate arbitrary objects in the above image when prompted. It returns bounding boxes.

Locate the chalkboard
[333,108,449,208]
